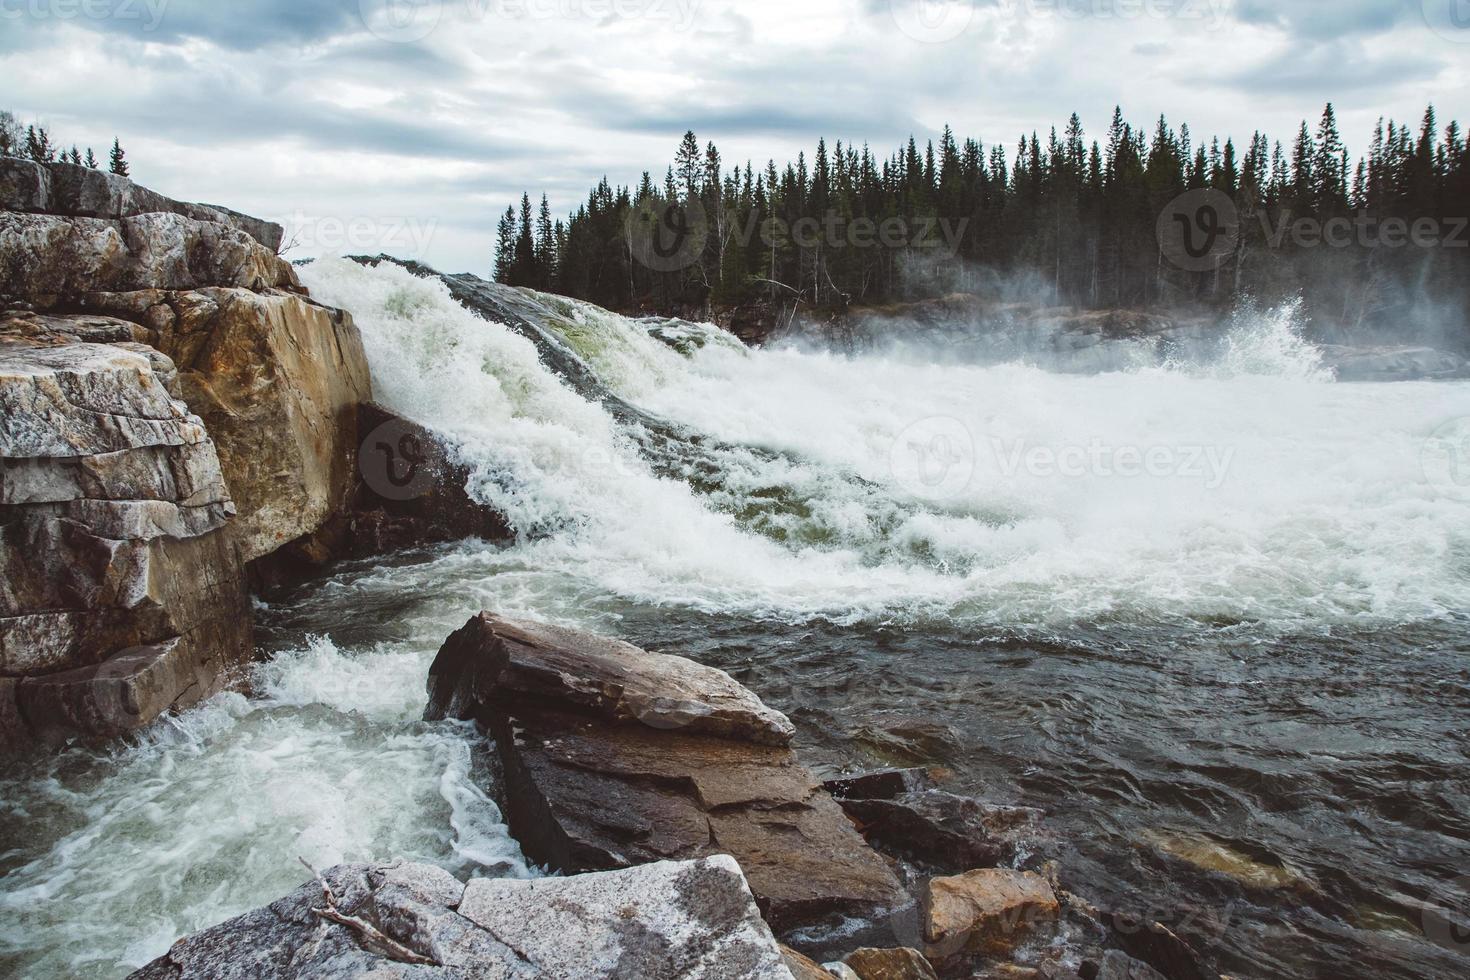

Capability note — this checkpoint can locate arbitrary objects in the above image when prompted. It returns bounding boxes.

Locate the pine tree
[493,206,516,282]
[535,194,556,290]
[26,126,55,164]
[674,131,701,201]
[84,147,98,169]
[108,138,130,177]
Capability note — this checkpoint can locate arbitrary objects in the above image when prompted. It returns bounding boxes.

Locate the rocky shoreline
[130,612,1226,980]
[4,164,1226,978]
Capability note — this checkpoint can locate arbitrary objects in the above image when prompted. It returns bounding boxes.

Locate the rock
[0,157,283,250]
[1103,915,1216,980]
[426,613,906,931]
[136,288,371,562]
[1,172,375,747]
[0,212,296,301]
[0,329,252,744]
[844,946,940,979]
[252,402,511,582]
[1091,951,1171,980]
[825,965,862,980]
[129,857,794,979]
[922,869,1060,962]
[428,612,795,746]
[835,790,1042,873]
[1318,344,1469,382]
[781,944,834,980]
[824,767,934,801]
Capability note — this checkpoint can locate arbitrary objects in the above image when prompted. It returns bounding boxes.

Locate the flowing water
[3,257,1469,979]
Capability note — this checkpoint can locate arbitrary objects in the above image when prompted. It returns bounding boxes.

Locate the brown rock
[428,613,795,745]
[845,946,941,980]
[1103,914,1216,980]
[144,288,373,562]
[838,790,1042,873]
[923,869,1060,960]
[781,944,834,980]
[425,614,905,932]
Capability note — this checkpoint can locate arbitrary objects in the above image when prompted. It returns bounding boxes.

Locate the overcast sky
[4,0,1467,273]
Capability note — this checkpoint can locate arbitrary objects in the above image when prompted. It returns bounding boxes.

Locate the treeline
[0,109,132,177]
[497,103,1470,343]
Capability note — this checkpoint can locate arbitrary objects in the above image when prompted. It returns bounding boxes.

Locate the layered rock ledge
[0,158,381,746]
[425,613,908,933]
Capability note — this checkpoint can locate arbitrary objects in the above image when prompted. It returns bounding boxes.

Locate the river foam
[302,258,1470,632]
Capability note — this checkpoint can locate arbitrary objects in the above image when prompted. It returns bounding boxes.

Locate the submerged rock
[426,613,906,931]
[922,869,1060,963]
[1317,344,1469,382]
[128,857,795,979]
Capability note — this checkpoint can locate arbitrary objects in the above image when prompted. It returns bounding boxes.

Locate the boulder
[922,869,1060,962]
[128,857,796,979]
[0,212,296,300]
[1317,344,1469,382]
[137,288,371,562]
[428,613,795,746]
[837,791,1042,873]
[0,157,283,250]
[426,614,906,931]
[825,769,1043,873]
[1102,914,1216,980]
[252,402,511,582]
[781,944,834,980]
[824,767,933,801]
[844,946,941,979]
[0,330,251,744]
[1,172,374,746]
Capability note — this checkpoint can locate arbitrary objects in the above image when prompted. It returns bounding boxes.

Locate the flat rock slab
[129,857,795,979]
[426,614,906,932]
[429,613,795,745]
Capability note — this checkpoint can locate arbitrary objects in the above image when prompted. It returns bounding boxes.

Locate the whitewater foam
[296,258,1470,631]
[0,633,530,976]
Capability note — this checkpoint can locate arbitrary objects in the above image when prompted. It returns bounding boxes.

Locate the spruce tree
[109,138,130,177]
[84,147,98,169]
[493,206,516,282]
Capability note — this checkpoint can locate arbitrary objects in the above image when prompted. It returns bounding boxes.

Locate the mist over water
[2,257,1467,978]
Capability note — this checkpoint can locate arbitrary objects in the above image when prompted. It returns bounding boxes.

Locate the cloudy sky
[4,0,1467,273]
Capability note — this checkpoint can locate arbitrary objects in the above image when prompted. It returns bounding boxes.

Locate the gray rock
[129,858,796,979]
[1317,344,1469,382]
[0,212,295,300]
[1,157,284,250]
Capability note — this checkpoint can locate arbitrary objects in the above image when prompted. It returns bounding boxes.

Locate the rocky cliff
[0,159,374,746]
